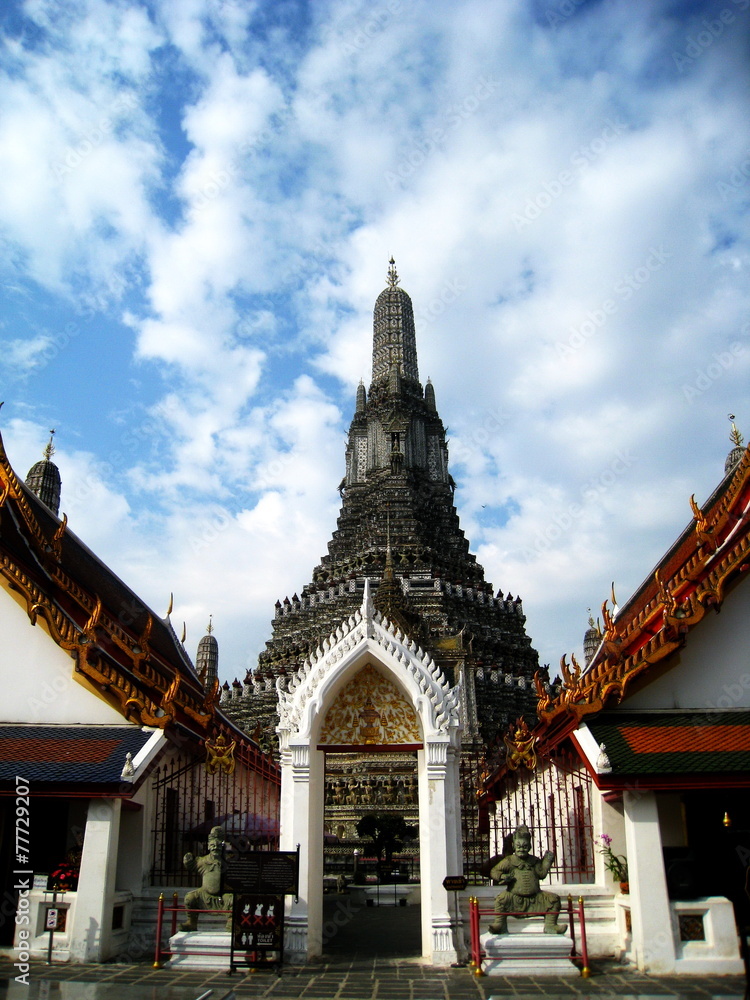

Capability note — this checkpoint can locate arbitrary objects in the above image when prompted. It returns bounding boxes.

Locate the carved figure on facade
[488,823,567,935]
[180,826,233,931]
[503,717,537,771]
[204,733,236,775]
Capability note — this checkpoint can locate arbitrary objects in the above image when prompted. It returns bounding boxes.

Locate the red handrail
[153,893,164,969]
[170,892,179,937]
[577,896,591,978]
[567,894,577,956]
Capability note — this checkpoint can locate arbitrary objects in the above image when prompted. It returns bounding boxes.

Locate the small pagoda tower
[196,617,219,690]
[25,431,62,516]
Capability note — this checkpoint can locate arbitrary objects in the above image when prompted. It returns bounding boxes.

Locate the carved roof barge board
[496,439,750,785]
[0,430,277,779]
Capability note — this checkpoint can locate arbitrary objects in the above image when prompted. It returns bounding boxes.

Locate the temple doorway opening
[321,749,421,956]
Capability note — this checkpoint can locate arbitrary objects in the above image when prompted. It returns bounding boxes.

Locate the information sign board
[224,849,299,896]
[442,875,468,892]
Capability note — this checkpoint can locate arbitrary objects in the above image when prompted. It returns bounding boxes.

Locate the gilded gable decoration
[503,717,537,771]
[205,733,236,774]
[319,664,421,746]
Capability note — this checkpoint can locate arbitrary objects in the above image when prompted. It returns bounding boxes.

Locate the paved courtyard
[1,900,746,1000]
[0,953,747,1000]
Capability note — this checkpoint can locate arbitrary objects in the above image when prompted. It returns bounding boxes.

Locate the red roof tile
[622,724,750,755]
[0,737,120,763]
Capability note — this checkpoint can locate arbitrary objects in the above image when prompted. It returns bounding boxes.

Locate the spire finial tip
[387,257,399,288]
[43,428,56,461]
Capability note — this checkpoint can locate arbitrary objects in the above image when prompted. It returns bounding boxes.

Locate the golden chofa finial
[728,413,744,447]
[387,256,399,287]
[43,429,56,461]
[206,614,214,635]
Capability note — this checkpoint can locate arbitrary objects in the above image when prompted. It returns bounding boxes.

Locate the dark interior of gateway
[667,789,750,928]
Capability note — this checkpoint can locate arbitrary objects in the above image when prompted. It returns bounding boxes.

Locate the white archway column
[418,737,463,964]
[279,735,324,962]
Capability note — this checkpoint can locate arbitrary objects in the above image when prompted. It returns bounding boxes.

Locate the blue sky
[1,0,748,684]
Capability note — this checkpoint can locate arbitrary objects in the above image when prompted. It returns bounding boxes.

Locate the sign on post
[442,875,468,892]
[224,848,300,972]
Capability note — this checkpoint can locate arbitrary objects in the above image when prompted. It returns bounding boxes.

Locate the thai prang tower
[224,259,539,870]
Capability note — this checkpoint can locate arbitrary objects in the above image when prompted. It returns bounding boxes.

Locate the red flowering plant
[50,849,81,891]
[595,834,628,882]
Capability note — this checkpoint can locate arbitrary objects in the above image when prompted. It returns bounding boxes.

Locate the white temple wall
[0,581,123,725]
[623,581,750,710]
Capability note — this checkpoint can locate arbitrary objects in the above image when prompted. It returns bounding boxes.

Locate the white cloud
[1,0,748,682]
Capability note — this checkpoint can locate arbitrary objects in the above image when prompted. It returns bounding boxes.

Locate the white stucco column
[419,737,461,965]
[279,738,324,962]
[623,789,676,973]
[70,797,122,962]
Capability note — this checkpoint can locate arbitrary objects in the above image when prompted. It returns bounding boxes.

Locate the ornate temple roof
[0,724,157,790]
[479,428,750,800]
[0,430,276,779]
[534,434,750,744]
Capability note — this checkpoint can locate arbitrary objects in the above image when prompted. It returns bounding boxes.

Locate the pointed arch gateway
[276,581,463,964]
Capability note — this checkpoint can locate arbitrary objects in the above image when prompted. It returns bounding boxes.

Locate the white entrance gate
[276,582,463,964]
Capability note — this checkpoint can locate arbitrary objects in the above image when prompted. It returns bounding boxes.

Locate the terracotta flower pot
[619,881,629,894]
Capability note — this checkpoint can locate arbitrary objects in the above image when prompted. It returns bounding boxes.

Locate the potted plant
[596,834,629,893]
[49,848,81,892]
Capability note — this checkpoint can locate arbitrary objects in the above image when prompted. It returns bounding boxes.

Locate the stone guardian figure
[488,823,567,935]
[180,826,233,932]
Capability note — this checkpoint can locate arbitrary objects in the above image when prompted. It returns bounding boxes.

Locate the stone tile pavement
[0,955,746,1000]
[1,902,746,999]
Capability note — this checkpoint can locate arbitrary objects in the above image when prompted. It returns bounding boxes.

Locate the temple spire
[387,256,399,287]
[372,257,419,386]
[196,616,218,689]
[25,429,62,516]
